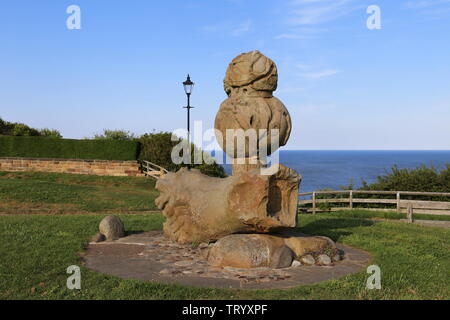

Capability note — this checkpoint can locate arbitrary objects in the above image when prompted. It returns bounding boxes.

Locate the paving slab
[83,230,371,289]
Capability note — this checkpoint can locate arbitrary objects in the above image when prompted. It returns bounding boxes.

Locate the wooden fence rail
[298,190,450,216]
[141,160,169,179]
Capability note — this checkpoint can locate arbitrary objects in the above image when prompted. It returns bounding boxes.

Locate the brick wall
[0,157,144,177]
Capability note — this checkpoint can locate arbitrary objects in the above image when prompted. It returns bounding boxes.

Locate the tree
[139,132,227,178]
[92,129,136,141]
[38,128,63,138]
[0,118,11,135]
[0,117,61,137]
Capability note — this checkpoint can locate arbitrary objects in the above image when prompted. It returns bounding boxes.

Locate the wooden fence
[141,160,169,179]
[298,190,450,216]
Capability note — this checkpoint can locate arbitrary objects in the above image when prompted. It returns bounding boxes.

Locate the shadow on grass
[126,230,147,236]
[297,217,375,242]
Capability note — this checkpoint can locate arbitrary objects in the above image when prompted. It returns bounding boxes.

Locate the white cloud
[275,0,360,40]
[296,63,313,69]
[405,0,450,20]
[302,69,340,79]
[201,19,252,37]
[406,0,450,8]
[277,85,306,94]
[289,0,336,4]
[231,19,252,36]
[274,33,305,39]
[274,26,328,40]
[287,0,359,26]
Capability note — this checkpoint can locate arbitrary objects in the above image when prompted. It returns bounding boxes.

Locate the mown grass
[0,171,158,214]
[324,209,450,221]
[0,213,448,300]
[0,171,448,299]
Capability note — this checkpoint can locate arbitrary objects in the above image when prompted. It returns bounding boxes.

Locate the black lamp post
[183,74,194,166]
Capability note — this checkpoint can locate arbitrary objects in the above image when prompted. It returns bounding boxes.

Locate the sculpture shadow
[125,230,146,236]
[294,217,375,243]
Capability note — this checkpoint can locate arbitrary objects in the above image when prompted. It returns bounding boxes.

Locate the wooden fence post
[349,190,353,210]
[312,192,317,215]
[396,192,401,213]
[407,203,414,223]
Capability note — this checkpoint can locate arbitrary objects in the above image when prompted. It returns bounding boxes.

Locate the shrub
[358,164,450,203]
[299,164,450,212]
[139,132,178,171]
[11,123,40,136]
[192,162,228,178]
[0,136,140,160]
[361,164,450,193]
[38,128,63,138]
[138,132,227,178]
[92,129,136,141]
[0,117,61,137]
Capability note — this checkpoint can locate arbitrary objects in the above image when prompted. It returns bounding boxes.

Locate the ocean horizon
[221,150,450,193]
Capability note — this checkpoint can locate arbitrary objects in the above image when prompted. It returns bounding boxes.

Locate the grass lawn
[0,171,448,299]
[1,212,449,300]
[325,209,450,222]
[0,171,159,214]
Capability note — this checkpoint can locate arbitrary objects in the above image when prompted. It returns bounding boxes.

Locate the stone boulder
[207,233,337,269]
[284,236,335,257]
[300,255,315,266]
[155,165,300,244]
[99,216,125,241]
[316,254,332,266]
[207,234,294,269]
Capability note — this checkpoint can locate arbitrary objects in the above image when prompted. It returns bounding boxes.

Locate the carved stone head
[215,51,292,160]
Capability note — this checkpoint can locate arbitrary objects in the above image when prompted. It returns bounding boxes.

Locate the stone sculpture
[207,233,337,269]
[214,51,292,175]
[207,234,295,269]
[155,50,337,268]
[156,164,299,244]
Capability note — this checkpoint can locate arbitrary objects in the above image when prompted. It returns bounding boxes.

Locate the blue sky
[1,0,449,150]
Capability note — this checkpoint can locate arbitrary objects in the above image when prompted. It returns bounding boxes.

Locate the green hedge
[0,136,140,161]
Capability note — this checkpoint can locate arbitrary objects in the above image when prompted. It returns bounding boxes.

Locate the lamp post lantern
[183,74,194,167]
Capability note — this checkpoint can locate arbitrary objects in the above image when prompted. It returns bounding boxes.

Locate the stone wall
[0,157,144,177]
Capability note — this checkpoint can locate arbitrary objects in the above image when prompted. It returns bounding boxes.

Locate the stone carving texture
[155,165,300,244]
[207,234,294,269]
[215,51,292,161]
[207,234,337,269]
[154,51,336,266]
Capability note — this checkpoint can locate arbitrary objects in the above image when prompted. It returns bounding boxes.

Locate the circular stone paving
[83,231,371,289]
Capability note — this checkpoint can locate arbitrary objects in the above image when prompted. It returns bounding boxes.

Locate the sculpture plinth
[156,164,299,244]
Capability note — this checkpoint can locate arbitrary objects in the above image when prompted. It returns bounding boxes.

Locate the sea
[221,151,450,193]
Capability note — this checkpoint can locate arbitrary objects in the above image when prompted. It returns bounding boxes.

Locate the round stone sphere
[224,50,278,97]
[215,51,291,159]
[214,96,291,158]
